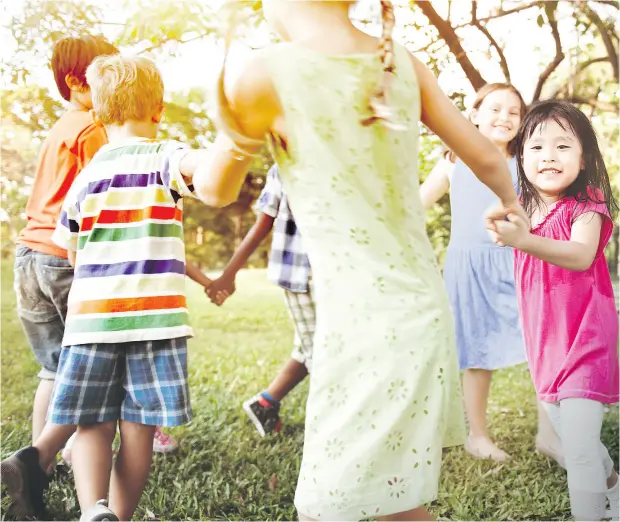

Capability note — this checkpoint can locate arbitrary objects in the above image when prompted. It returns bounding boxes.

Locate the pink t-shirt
[515,190,619,404]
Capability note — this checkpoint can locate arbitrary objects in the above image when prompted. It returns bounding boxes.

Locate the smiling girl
[491,99,619,521]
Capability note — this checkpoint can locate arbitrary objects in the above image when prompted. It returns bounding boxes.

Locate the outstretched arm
[207,212,275,302]
[193,52,277,208]
[185,261,213,289]
[410,54,520,212]
[493,212,603,271]
[419,158,452,211]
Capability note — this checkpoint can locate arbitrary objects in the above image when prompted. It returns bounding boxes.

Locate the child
[59,261,216,465]
[420,83,563,465]
[192,1,527,520]
[1,35,117,521]
[46,54,211,522]
[208,164,314,436]
[489,100,619,521]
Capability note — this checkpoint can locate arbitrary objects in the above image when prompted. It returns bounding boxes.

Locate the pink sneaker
[153,427,177,453]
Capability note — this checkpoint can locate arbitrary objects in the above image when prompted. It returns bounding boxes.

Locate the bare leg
[535,399,565,468]
[266,359,309,402]
[32,380,55,444]
[108,421,156,521]
[33,423,76,471]
[72,422,116,512]
[463,368,509,462]
[379,506,435,521]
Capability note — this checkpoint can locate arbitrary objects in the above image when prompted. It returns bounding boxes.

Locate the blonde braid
[361,0,404,130]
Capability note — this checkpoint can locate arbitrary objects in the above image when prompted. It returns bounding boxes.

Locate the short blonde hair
[86,54,164,125]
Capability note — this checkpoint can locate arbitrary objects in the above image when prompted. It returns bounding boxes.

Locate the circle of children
[1,2,619,521]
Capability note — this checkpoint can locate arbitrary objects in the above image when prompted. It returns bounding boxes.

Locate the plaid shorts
[283,277,316,372]
[48,337,192,427]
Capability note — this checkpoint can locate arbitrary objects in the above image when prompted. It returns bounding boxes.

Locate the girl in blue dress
[421,83,562,465]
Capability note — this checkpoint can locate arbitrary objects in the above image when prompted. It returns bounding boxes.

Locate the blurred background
[2,0,618,273]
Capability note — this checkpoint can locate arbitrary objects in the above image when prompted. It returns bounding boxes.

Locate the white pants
[542,398,614,520]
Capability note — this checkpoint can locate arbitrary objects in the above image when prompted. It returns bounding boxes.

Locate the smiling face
[522,118,584,201]
[470,88,523,148]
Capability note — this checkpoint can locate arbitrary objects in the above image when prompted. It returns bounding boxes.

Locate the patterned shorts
[48,337,192,426]
[283,278,316,372]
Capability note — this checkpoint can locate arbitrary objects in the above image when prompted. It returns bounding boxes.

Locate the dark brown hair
[51,36,118,101]
[516,99,618,219]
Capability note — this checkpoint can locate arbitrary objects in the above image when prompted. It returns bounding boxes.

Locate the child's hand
[491,213,530,248]
[206,275,236,306]
[485,199,530,234]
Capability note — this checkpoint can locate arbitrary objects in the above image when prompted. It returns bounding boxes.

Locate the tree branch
[454,1,543,29]
[471,1,511,82]
[414,0,487,90]
[549,57,609,99]
[532,2,564,101]
[561,95,618,113]
[584,4,619,80]
[139,31,214,54]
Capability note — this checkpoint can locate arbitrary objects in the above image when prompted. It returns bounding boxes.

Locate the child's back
[263,41,466,520]
[18,109,106,258]
[55,139,195,345]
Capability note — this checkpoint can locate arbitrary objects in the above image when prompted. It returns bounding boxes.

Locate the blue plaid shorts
[48,337,192,426]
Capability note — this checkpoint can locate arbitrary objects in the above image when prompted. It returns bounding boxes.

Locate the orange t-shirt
[18,107,107,258]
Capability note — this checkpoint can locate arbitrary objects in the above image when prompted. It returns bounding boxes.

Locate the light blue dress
[443,158,526,370]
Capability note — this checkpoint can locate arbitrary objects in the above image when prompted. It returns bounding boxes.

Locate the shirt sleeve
[571,187,614,260]
[254,165,283,218]
[51,187,81,252]
[165,142,197,199]
[76,124,108,172]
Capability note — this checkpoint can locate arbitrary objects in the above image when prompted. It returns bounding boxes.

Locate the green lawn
[1,258,618,521]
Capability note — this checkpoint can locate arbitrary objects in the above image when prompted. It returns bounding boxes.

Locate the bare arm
[185,261,213,289]
[206,212,275,301]
[419,158,452,210]
[410,55,518,207]
[193,53,276,208]
[495,212,603,271]
[222,212,275,278]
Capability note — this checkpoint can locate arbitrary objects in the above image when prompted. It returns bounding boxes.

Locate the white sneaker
[80,499,119,521]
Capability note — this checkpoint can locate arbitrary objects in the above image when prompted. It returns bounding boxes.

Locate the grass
[1,258,618,521]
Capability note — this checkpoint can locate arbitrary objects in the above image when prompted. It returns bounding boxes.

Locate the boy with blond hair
[48,54,210,521]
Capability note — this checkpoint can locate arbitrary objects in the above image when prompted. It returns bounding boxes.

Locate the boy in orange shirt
[2,35,117,520]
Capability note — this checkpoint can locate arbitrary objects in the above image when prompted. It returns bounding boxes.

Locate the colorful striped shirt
[52,137,195,346]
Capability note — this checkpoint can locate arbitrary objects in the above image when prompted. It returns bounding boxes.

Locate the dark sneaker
[80,499,119,521]
[0,446,49,520]
[242,394,282,437]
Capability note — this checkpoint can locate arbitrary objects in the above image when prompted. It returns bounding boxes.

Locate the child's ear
[65,73,87,92]
[470,109,479,126]
[152,103,165,124]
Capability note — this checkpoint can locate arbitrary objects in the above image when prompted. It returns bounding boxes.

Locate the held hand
[206,275,236,306]
[485,199,529,234]
[491,213,531,248]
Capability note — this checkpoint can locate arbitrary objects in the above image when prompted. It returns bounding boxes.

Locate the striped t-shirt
[52,137,195,346]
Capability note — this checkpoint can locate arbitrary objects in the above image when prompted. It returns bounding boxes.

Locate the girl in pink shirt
[490,100,619,521]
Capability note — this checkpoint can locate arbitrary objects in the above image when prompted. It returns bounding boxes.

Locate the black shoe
[0,446,49,520]
[242,394,282,437]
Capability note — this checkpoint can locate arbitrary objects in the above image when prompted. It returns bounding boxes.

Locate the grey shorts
[283,278,316,372]
[14,245,73,380]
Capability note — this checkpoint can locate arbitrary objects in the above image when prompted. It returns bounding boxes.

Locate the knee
[77,421,117,442]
